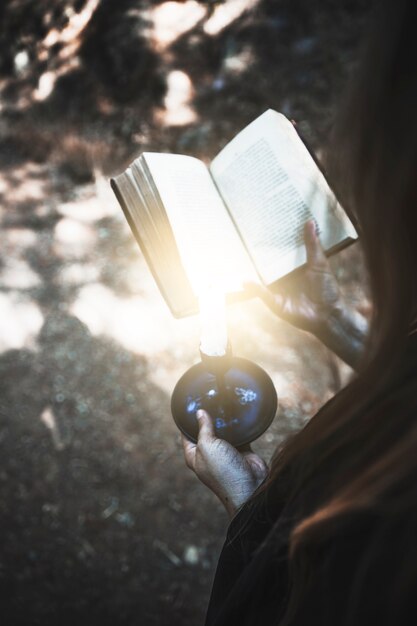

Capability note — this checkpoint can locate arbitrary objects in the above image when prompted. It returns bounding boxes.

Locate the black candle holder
[171,345,277,447]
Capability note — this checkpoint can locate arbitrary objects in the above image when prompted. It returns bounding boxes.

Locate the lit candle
[199,286,228,357]
[172,285,278,445]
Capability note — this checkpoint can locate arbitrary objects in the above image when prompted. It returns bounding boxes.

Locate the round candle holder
[171,347,277,447]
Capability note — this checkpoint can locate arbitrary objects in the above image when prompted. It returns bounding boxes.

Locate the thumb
[304,220,328,269]
[196,409,215,443]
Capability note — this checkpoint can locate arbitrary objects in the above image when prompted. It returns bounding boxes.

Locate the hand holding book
[246,220,368,369]
[111,109,357,318]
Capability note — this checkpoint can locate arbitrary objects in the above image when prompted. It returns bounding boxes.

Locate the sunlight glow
[0,163,48,205]
[71,283,202,364]
[40,406,65,451]
[150,1,206,50]
[159,70,197,126]
[204,0,260,36]
[35,0,100,102]
[54,218,97,259]
[58,194,118,223]
[14,50,30,75]
[69,279,203,395]
[199,288,228,357]
[223,45,255,75]
[0,258,41,290]
[0,293,44,353]
[59,262,100,285]
[1,227,37,249]
[71,283,194,356]
[35,71,56,101]
[43,0,100,48]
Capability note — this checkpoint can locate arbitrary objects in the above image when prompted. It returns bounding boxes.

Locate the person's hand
[245,220,368,369]
[182,410,268,518]
[245,220,342,337]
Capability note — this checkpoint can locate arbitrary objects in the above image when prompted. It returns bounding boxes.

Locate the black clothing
[205,335,417,626]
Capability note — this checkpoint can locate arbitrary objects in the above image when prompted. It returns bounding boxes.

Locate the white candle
[199,286,228,357]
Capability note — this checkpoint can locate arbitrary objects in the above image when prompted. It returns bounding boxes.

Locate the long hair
[260,0,417,622]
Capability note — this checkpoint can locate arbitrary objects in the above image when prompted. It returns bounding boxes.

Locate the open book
[111,109,357,318]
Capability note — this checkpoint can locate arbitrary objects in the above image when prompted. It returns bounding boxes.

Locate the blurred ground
[0,1,371,625]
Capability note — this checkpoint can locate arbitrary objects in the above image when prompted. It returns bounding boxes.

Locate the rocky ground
[0,1,371,624]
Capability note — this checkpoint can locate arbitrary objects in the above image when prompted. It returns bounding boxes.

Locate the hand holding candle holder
[171,343,278,447]
[171,288,277,447]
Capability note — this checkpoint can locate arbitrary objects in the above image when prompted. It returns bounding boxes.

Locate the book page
[210,110,357,284]
[142,153,258,296]
[111,168,197,317]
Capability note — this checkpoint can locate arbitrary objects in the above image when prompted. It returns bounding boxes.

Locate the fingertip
[196,409,215,440]
[304,219,316,241]
[196,409,211,429]
[304,219,328,269]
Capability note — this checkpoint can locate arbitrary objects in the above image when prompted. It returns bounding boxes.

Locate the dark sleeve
[205,503,273,625]
[205,482,291,626]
